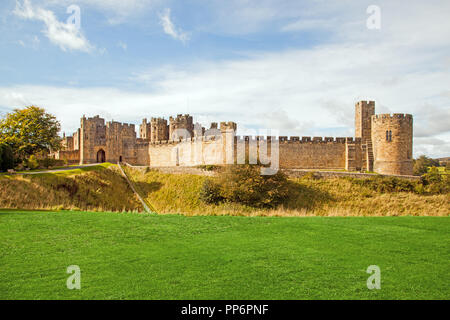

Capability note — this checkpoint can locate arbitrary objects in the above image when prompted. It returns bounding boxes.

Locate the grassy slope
[0,164,142,212]
[125,168,449,216]
[0,210,448,299]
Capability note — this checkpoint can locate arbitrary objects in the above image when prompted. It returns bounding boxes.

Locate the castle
[54,101,414,176]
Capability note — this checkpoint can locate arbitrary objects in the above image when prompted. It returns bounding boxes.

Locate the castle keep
[54,101,414,176]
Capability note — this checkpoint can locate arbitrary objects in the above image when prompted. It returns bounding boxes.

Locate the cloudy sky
[0,0,449,158]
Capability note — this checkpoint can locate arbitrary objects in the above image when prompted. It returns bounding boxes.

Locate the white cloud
[159,8,190,43]
[13,0,93,52]
[1,38,449,157]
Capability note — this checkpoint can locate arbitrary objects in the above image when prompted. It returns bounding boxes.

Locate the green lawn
[0,210,448,300]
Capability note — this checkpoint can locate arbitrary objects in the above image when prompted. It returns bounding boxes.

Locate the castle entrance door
[97,149,106,163]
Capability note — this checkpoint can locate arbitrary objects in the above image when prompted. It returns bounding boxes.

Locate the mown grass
[125,168,449,216]
[0,210,448,300]
[0,164,141,212]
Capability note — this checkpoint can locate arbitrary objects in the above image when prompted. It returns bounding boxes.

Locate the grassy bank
[0,164,142,212]
[1,210,448,299]
[1,165,448,216]
[125,168,449,216]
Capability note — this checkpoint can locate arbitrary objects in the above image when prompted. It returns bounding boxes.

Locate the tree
[413,155,439,176]
[0,106,61,161]
[214,165,290,208]
[0,143,14,172]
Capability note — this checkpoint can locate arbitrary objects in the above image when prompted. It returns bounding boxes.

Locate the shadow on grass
[134,181,163,196]
[282,180,335,211]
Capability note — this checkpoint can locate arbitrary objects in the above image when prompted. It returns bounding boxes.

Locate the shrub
[199,179,223,204]
[352,176,417,193]
[351,171,449,195]
[421,168,450,194]
[217,165,289,208]
[0,143,14,172]
[25,155,39,170]
[38,158,64,169]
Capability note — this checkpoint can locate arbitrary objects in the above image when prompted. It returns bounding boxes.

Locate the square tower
[355,101,375,143]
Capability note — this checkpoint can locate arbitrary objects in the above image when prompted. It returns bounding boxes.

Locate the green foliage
[421,168,450,194]
[25,155,39,170]
[413,155,439,176]
[353,176,417,193]
[0,106,61,161]
[201,165,290,208]
[0,143,14,172]
[351,172,449,195]
[38,157,64,169]
[199,179,223,204]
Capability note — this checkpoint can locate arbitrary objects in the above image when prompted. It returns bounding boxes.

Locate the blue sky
[0,0,449,157]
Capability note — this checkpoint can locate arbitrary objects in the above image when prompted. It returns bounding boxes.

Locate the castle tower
[79,115,106,164]
[169,114,194,140]
[220,122,237,164]
[371,114,413,175]
[355,101,375,143]
[150,117,169,142]
[139,118,151,140]
[354,101,376,172]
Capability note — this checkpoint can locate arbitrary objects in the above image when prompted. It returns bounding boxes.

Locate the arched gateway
[96,149,106,163]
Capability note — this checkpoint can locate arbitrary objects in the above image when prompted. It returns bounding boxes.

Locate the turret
[371,114,413,175]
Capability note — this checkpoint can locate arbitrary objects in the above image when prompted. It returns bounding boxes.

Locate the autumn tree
[413,155,440,176]
[0,106,61,160]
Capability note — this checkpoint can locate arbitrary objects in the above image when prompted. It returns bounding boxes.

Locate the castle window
[386,130,392,142]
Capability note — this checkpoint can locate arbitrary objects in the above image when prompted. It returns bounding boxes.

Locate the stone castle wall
[56,101,414,176]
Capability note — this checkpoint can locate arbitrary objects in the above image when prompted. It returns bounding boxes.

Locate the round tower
[371,113,413,175]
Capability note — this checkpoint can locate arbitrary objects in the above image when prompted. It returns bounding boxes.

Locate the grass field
[1,210,448,300]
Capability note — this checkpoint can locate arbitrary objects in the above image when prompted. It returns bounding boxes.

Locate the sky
[0,0,449,158]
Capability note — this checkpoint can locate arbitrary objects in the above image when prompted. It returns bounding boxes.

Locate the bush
[421,168,450,194]
[351,170,449,195]
[202,165,290,208]
[353,176,417,193]
[0,143,14,172]
[199,179,223,204]
[38,158,64,169]
[25,155,39,170]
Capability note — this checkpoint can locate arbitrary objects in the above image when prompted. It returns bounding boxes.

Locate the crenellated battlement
[372,113,413,122]
[150,117,167,123]
[220,121,237,131]
[230,136,359,144]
